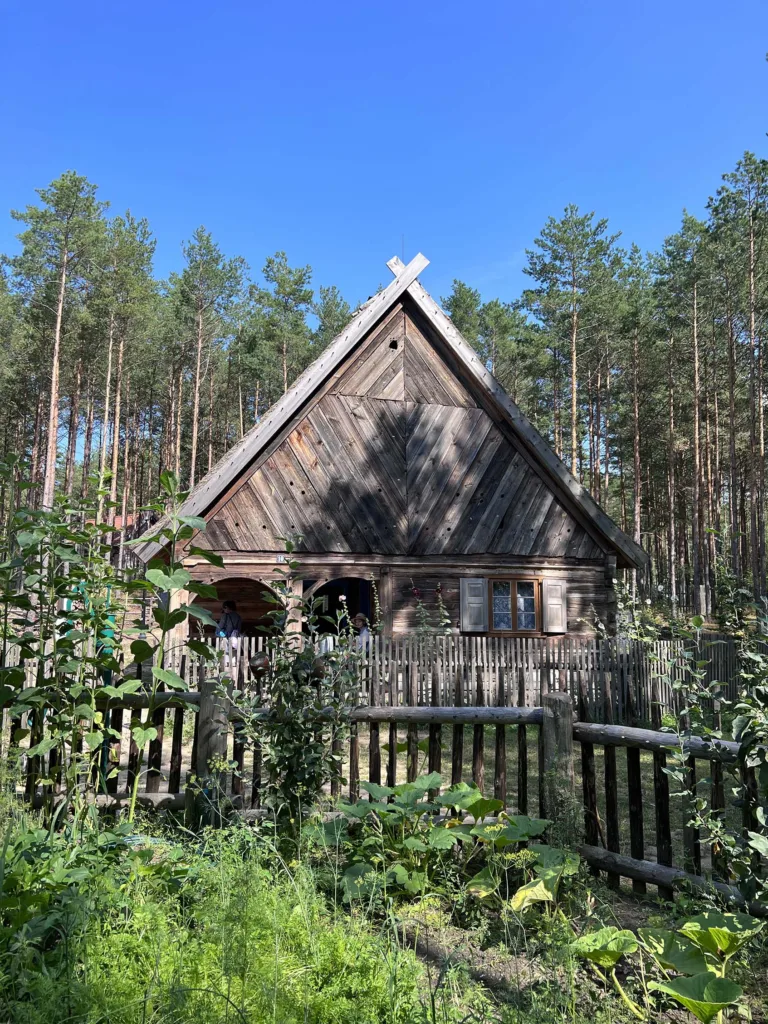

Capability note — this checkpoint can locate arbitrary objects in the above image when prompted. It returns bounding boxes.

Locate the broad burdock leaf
[679,911,764,959]
[649,975,742,1023]
[427,826,457,850]
[638,928,709,975]
[467,866,498,899]
[510,877,555,912]
[570,926,638,968]
[360,780,394,800]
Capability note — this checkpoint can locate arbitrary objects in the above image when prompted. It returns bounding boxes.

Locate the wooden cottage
[136,255,646,638]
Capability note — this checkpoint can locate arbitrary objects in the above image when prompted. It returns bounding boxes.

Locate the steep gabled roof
[136,254,646,569]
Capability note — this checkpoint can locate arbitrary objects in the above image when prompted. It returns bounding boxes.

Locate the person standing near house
[217,600,243,639]
[353,613,370,650]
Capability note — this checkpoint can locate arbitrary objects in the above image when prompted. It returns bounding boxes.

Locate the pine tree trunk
[98,314,115,518]
[30,387,45,503]
[727,311,740,575]
[81,389,94,499]
[118,396,133,570]
[595,360,602,504]
[633,329,642,596]
[174,371,183,480]
[108,329,126,523]
[552,351,561,460]
[593,370,598,493]
[63,358,82,495]
[668,335,677,610]
[189,307,204,488]
[42,254,69,509]
[691,279,703,615]
[704,351,716,613]
[208,364,214,473]
[603,348,611,502]
[570,283,579,474]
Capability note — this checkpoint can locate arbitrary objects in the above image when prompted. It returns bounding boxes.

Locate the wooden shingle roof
[135,254,646,569]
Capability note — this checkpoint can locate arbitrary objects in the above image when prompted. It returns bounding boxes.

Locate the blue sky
[2,0,767,308]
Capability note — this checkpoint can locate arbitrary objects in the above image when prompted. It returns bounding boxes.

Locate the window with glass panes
[489,579,540,633]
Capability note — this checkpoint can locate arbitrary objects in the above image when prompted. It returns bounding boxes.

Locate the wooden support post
[678,691,702,876]
[349,724,360,802]
[578,678,599,874]
[106,706,123,795]
[626,683,646,894]
[651,680,674,899]
[387,720,398,788]
[331,669,343,799]
[286,575,304,644]
[250,658,264,809]
[451,668,464,786]
[145,695,165,793]
[379,567,393,636]
[428,663,441,798]
[126,711,142,796]
[472,666,485,794]
[517,666,528,814]
[231,653,245,797]
[24,709,42,800]
[369,668,381,791]
[603,687,621,890]
[195,675,230,827]
[711,688,726,879]
[168,706,185,794]
[406,659,418,783]
[494,667,506,804]
[540,691,574,825]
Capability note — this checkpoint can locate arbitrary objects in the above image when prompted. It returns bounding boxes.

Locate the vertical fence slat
[472,665,485,793]
[451,668,464,786]
[650,680,674,899]
[517,662,528,815]
[428,661,441,797]
[603,685,621,890]
[387,638,398,788]
[625,683,646,894]
[578,676,599,873]
[494,663,506,804]
[406,638,418,783]
[106,706,123,795]
[369,661,381,790]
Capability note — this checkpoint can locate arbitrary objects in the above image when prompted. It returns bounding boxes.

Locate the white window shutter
[460,578,488,632]
[542,578,568,634]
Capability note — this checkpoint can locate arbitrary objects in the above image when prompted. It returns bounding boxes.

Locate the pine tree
[11,172,106,507]
[523,206,620,473]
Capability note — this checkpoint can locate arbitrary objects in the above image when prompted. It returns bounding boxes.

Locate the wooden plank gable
[203,308,605,558]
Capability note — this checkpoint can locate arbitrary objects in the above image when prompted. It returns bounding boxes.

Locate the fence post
[194,675,230,827]
[540,691,574,827]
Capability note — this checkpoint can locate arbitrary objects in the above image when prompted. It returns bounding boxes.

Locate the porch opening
[191,577,279,637]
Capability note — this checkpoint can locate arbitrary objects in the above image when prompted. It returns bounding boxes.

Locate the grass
[0,814,473,1024]
[2,783,766,1024]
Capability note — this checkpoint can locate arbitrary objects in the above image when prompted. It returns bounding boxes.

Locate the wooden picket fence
[175,631,742,722]
[8,626,767,909]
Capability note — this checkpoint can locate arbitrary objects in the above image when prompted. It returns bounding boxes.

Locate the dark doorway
[309,577,372,632]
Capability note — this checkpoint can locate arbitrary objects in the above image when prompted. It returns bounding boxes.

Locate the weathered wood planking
[197,301,604,562]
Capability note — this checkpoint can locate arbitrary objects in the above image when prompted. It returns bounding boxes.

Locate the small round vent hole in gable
[389,338,398,350]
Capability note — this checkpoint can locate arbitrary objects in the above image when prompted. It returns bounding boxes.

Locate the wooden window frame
[487,577,542,636]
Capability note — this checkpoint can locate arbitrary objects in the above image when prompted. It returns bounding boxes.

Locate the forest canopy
[1,152,767,616]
